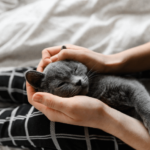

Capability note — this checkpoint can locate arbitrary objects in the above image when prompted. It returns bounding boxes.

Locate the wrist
[94,103,122,137]
[103,54,125,74]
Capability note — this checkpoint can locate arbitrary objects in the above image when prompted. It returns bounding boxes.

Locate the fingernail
[50,55,58,62]
[33,94,42,103]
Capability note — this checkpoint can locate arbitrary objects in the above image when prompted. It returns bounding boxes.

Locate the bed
[0,0,150,149]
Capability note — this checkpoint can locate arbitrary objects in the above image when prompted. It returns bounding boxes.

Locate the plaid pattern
[0,67,140,150]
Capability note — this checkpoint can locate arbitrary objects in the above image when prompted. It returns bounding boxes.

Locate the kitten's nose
[75,80,82,86]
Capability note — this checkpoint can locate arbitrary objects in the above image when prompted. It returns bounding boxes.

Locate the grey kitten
[25,60,150,134]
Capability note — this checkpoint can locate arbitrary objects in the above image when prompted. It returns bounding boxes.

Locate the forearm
[96,105,150,150]
[104,42,150,73]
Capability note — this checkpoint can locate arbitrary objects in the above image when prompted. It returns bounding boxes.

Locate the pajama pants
[0,66,144,150]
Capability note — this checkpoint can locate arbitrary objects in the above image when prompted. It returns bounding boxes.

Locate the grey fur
[25,60,150,133]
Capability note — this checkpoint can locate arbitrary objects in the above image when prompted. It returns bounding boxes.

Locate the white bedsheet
[1,0,150,69]
[0,0,150,149]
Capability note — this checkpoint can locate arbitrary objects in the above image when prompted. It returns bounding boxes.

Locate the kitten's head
[25,60,89,97]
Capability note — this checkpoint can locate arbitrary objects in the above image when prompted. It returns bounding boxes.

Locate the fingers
[42,46,62,60]
[50,49,88,64]
[32,92,68,113]
[37,46,62,72]
[32,92,82,124]
[32,100,48,113]
[37,59,51,72]
[33,100,74,123]
[32,100,61,121]
[31,99,64,121]
[37,44,90,72]
[37,60,44,72]
[31,92,76,123]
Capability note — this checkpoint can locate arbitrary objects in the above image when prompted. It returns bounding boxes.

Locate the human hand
[37,44,109,73]
[26,85,108,129]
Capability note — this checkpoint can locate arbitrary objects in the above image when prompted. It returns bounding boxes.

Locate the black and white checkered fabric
[0,67,141,150]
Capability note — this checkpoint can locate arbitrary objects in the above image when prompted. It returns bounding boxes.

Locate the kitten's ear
[25,70,45,89]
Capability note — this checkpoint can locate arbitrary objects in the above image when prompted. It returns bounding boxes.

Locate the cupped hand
[37,44,108,73]
[26,81,108,129]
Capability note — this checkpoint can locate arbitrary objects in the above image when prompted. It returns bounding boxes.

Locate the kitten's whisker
[55,86,63,90]
[83,75,87,81]
[63,87,69,96]
[89,74,99,79]
[87,65,94,75]
[75,87,81,95]
[87,63,97,75]
[88,77,98,81]
[71,88,78,97]
[72,89,77,97]
[83,77,88,82]
[87,64,98,78]
[88,70,97,77]
[70,88,76,96]
[89,81,101,83]
[88,72,98,79]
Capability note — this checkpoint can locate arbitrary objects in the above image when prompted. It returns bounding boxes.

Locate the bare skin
[27,43,150,150]
[37,44,108,73]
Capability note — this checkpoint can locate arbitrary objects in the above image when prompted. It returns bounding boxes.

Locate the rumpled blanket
[1,0,150,69]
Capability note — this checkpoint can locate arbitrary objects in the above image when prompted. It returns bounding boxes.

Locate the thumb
[32,92,67,112]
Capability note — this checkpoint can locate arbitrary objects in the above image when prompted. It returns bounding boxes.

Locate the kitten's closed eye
[72,67,77,74]
[74,67,77,72]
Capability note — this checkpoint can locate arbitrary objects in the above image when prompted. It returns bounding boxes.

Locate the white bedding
[0,0,150,149]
